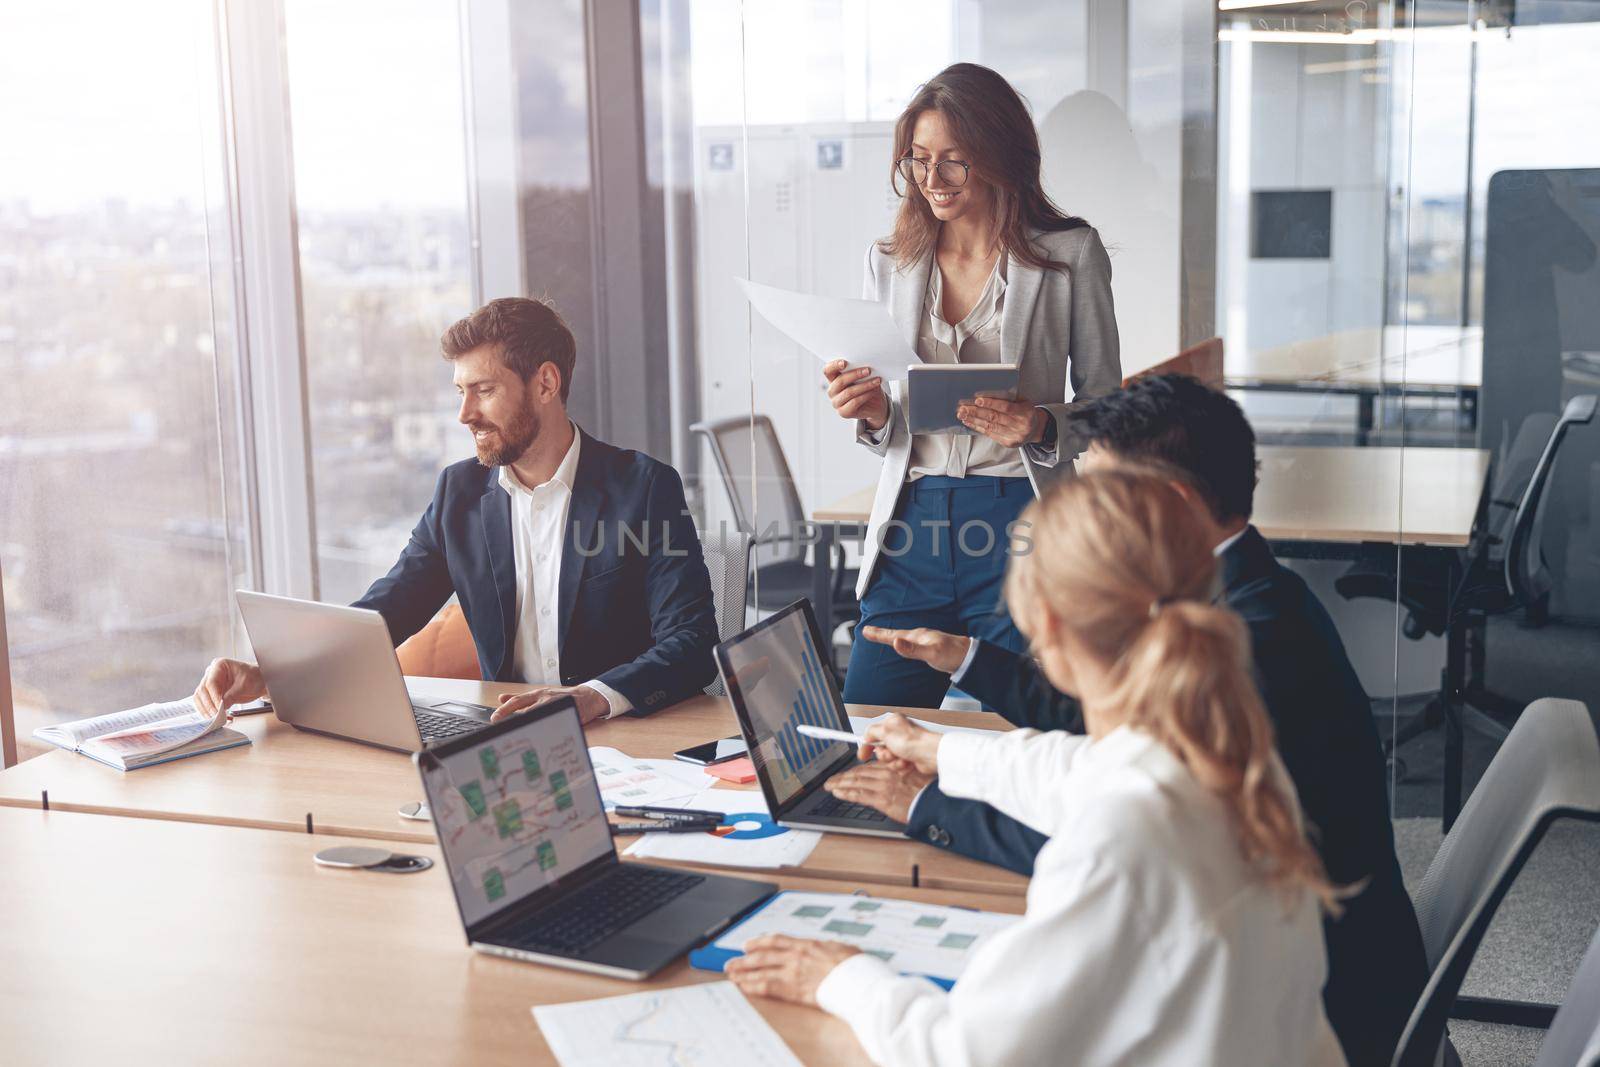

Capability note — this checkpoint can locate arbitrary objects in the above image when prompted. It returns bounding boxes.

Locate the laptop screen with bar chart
[715,600,857,811]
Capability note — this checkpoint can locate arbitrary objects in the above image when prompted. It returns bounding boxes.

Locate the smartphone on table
[673,736,749,765]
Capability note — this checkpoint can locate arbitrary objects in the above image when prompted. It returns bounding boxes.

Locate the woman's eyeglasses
[895,156,971,190]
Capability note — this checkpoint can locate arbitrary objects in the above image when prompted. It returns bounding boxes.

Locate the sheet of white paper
[713,891,1020,984]
[849,713,995,739]
[533,982,802,1067]
[623,787,821,870]
[587,747,714,811]
[738,277,922,379]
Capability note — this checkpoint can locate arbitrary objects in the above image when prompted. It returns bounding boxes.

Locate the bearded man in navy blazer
[195,297,719,725]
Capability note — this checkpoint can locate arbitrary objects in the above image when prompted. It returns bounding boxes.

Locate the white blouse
[907,255,1027,481]
[815,726,1347,1067]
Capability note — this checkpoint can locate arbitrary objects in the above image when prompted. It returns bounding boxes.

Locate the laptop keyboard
[503,865,707,956]
[809,792,892,824]
[412,707,483,742]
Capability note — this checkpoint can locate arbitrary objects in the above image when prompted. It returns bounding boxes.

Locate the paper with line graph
[533,981,802,1067]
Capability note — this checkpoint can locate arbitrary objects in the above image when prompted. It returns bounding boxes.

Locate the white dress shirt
[498,424,630,717]
[816,726,1346,1067]
[906,254,1028,481]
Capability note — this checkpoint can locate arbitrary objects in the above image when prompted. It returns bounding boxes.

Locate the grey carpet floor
[1394,817,1600,1065]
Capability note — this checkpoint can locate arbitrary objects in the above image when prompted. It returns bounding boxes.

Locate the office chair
[699,528,751,697]
[689,415,860,638]
[395,601,480,681]
[1393,698,1600,1067]
[1338,395,1597,777]
[1532,918,1600,1067]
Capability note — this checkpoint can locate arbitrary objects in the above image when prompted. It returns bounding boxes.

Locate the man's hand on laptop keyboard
[823,760,931,823]
[492,684,608,725]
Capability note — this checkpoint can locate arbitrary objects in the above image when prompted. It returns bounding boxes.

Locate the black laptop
[415,697,775,980]
[715,599,908,838]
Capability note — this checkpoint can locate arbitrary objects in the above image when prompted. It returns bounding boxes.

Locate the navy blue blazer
[909,527,1428,1067]
[352,427,719,713]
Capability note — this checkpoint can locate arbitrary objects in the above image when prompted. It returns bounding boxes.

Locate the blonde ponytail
[1115,601,1341,911]
[1006,470,1341,913]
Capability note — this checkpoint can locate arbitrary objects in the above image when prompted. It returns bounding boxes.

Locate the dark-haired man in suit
[195,297,719,725]
[826,374,1428,1067]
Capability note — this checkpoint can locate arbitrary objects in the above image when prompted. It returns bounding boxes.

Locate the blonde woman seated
[725,469,1347,1067]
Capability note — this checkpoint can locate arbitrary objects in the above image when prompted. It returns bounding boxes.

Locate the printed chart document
[534,981,802,1067]
[624,786,821,870]
[588,747,713,811]
[32,698,250,771]
[693,891,1021,989]
[739,278,923,379]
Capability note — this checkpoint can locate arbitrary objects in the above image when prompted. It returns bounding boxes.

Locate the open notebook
[33,699,250,771]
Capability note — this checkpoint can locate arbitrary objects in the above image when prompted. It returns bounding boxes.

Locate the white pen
[797,724,863,744]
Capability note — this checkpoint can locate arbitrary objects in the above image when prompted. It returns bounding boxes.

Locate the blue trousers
[842,475,1031,710]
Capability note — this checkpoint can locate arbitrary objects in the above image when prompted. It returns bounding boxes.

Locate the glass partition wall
[663,0,1598,915]
[1389,1,1600,835]
[668,0,1413,747]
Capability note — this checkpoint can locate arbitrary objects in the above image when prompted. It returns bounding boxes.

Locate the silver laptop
[716,599,908,838]
[235,591,492,753]
[416,698,775,979]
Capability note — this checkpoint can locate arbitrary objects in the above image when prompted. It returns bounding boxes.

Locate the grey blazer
[852,226,1121,599]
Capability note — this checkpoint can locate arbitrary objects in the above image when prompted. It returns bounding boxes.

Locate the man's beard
[469,405,540,467]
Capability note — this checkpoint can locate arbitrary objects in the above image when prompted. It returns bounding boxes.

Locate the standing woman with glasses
[823,62,1121,710]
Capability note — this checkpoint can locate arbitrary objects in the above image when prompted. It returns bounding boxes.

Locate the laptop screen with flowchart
[420,705,614,927]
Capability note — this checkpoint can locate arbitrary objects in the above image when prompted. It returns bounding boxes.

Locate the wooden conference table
[810,444,1493,826]
[1225,325,1483,444]
[0,684,1026,897]
[0,807,1023,1066]
[812,445,1490,611]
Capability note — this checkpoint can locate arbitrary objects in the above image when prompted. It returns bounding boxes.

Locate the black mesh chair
[1394,697,1600,1067]
[1532,918,1600,1067]
[690,416,860,646]
[1338,395,1597,794]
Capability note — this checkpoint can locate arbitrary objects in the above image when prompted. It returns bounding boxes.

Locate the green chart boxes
[479,747,500,779]
[537,840,558,871]
[493,799,523,839]
[550,770,573,811]
[459,781,487,819]
[522,748,542,781]
[483,868,506,902]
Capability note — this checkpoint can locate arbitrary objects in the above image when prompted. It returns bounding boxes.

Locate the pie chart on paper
[713,813,789,840]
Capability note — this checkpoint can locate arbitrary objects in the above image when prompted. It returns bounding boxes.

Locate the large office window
[284,0,475,604]
[0,2,247,746]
